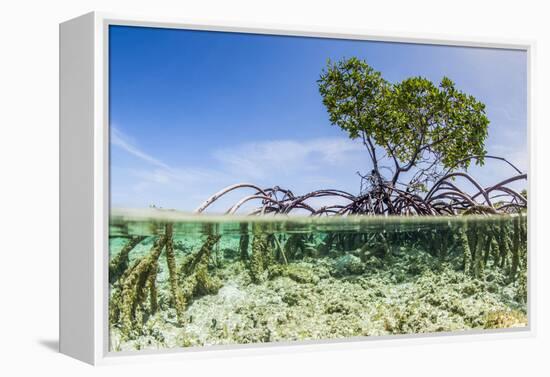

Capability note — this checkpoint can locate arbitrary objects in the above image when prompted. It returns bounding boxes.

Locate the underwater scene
[108,210,528,352]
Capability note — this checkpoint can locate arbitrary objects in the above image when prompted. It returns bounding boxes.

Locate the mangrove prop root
[109,236,147,284]
[250,233,269,283]
[284,234,308,260]
[112,234,167,337]
[112,232,223,337]
[498,223,512,270]
[164,224,186,325]
[459,227,472,275]
[181,234,221,276]
[180,235,223,300]
[239,223,250,261]
[195,165,526,216]
[446,217,527,279]
[489,225,500,266]
[272,235,288,265]
[320,233,335,256]
[473,231,486,278]
[511,217,520,278]
[517,215,528,302]
[147,260,159,314]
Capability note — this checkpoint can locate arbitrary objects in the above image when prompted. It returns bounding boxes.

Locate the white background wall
[1,0,548,375]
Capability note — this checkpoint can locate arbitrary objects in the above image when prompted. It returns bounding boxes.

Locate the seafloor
[109,225,527,352]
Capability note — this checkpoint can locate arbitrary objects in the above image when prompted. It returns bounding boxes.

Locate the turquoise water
[108,209,528,352]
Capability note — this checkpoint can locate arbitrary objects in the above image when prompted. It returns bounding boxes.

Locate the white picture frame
[59,11,535,365]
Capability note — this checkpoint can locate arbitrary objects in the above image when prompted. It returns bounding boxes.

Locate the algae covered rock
[268,263,320,284]
[484,309,527,329]
[281,289,307,306]
[325,299,356,315]
[332,254,364,276]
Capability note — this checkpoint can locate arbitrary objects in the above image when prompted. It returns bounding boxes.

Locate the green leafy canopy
[318,57,489,188]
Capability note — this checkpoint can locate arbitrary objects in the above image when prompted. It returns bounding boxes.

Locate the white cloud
[111,127,223,188]
[110,128,367,211]
[111,128,172,171]
[213,137,364,180]
[489,144,528,173]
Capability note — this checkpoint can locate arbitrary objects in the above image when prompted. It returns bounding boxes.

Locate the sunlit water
[109,209,528,352]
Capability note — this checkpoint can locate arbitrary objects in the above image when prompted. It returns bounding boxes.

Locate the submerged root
[111,229,224,339]
[179,235,223,301]
[165,224,186,325]
[250,233,269,283]
[110,234,168,338]
[455,215,526,281]
[272,235,288,265]
[473,231,486,278]
[511,217,520,278]
[239,223,250,261]
[109,236,147,284]
[284,234,305,260]
[497,221,512,269]
[458,227,472,275]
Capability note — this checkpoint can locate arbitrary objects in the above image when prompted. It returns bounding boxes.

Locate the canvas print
[108,25,528,352]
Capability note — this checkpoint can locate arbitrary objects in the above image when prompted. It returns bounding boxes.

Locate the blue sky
[109,25,527,213]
